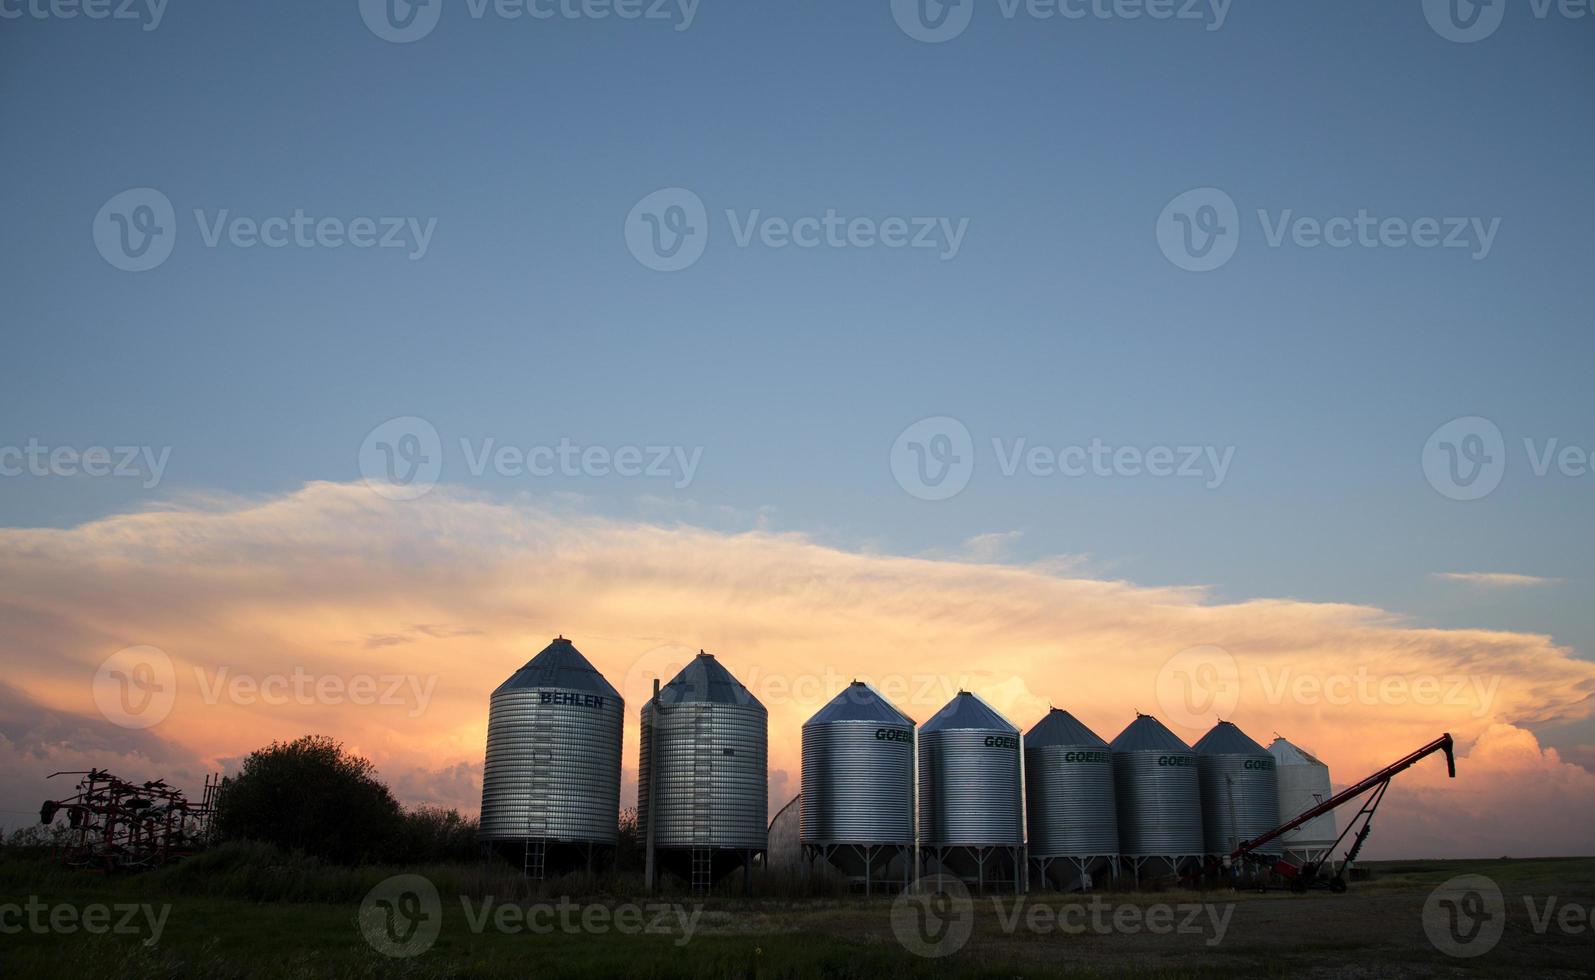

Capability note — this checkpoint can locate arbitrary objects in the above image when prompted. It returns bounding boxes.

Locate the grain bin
[801,681,915,891]
[479,636,623,877]
[1025,708,1118,890]
[1109,714,1204,881]
[1268,736,1337,865]
[1195,721,1280,859]
[639,651,767,892]
[918,691,1024,893]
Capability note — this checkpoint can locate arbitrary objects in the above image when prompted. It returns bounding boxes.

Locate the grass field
[2,850,1591,978]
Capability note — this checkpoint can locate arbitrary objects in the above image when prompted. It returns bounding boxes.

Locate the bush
[395,805,479,863]
[213,735,401,865]
[2,824,77,857]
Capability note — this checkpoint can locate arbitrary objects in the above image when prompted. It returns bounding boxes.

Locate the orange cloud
[2,482,1592,857]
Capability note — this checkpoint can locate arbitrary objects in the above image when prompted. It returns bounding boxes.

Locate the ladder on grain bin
[1229,733,1456,892]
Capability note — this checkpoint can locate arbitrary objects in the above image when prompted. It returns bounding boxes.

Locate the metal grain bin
[918,691,1023,848]
[801,681,915,847]
[479,637,623,845]
[1268,736,1337,861]
[1195,721,1280,856]
[638,652,767,851]
[1109,714,1203,858]
[1025,709,1118,858]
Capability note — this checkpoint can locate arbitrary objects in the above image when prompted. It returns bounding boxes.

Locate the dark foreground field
[2,850,1591,978]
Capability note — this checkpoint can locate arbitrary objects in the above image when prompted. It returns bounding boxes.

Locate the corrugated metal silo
[639,651,767,892]
[479,636,623,876]
[1025,708,1118,889]
[801,681,915,891]
[1109,714,1204,879]
[1268,736,1337,864]
[1195,721,1281,858]
[918,691,1024,892]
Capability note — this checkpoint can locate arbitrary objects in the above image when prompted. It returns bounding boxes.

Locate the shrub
[395,805,479,863]
[212,734,401,865]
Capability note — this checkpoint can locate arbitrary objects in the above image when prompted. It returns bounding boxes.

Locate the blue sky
[3,0,1592,665]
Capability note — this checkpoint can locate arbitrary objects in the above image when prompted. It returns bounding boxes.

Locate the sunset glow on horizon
[4,481,1591,860]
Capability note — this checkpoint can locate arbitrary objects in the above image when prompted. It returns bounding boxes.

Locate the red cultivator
[39,769,219,872]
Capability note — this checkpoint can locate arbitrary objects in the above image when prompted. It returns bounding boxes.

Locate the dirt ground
[694,857,1595,977]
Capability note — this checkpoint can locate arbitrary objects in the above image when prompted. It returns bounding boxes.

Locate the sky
[1,1,1592,857]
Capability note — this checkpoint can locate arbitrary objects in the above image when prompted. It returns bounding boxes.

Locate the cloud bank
[2,482,1592,857]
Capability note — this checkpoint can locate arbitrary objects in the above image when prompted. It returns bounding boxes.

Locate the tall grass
[1,841,853,906]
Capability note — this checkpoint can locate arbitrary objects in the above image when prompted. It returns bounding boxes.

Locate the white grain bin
[1268,736,1337,865]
